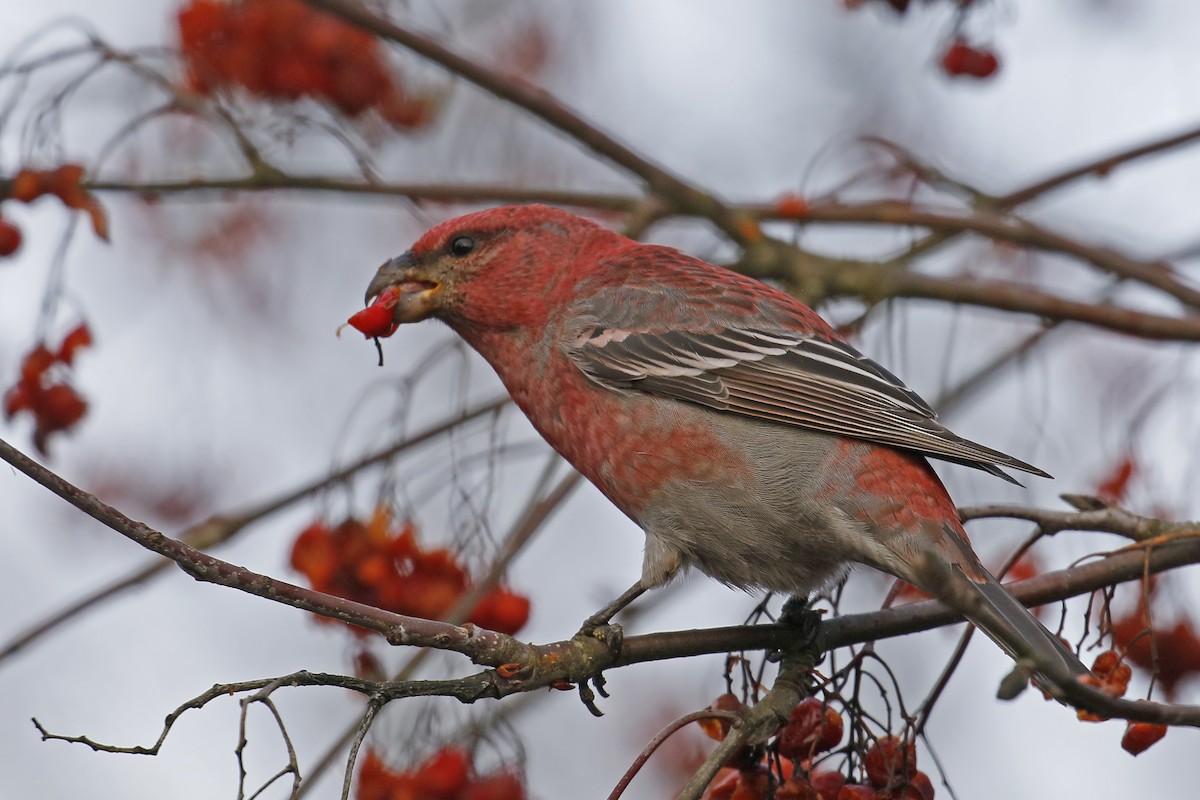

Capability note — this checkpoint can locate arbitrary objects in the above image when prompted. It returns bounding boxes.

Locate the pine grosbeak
[363,204,1086,681]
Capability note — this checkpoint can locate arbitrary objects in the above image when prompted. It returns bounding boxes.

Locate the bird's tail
[893,522,1090,686]
[948,565,1089,682]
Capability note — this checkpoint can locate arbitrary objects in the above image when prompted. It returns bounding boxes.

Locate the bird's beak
[364,251,442,324]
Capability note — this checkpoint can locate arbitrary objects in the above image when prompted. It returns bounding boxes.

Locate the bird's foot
[576,674,611,717]
[571,618,622,718]
[577,581,646,638]
[571,584,646,717]
[779,595,822,648]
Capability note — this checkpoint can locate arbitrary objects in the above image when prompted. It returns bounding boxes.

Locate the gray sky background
[2,2,1198,798]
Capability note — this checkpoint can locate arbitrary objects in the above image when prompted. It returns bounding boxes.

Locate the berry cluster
[358,748,525,800]
[1111,580,1200,700]
[289,507,531,636]
[1079,649,1132,707]
[1,163,108,258]
[3,325,93,455]
[177,0,434,127]
[841,1,1000,80]
[777,698,844,762]
[700,696,933,800]
[940,38,1000,79]
[1074,649,1170,755]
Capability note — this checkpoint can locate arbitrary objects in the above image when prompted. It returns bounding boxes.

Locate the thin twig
[997,121,1200,208]
[0,396,509,664]
[608,709,742,800]
[9,432,1200,726]
[301,0,748,241]
[295,466,582,796]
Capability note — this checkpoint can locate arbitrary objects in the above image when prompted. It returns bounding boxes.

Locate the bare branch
[843,264,1200,341]
[675,614,818,800]
[781,201,1200,310]
[958,503,1197,542]
[608,709,742,800]
[7,436,1200,729]
[295,465,581,796]
[0,396,510,663]
[301,0,749,241]
[997,120,1200,208]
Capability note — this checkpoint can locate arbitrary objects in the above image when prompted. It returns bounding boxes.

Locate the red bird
[363,204,1086,682]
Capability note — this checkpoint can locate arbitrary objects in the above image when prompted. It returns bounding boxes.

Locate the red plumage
[362,204,1086,684]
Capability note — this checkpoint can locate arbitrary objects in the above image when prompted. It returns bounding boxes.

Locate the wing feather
[568,321,1047,482]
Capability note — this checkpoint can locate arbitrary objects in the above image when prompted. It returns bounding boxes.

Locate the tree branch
[997,120,1200,208]
[6,432,1199,726]
[301,0,748,241]
[0,396,510,663]
[783,201,1200,310]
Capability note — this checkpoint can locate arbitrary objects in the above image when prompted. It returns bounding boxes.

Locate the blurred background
[2,1,1198,798]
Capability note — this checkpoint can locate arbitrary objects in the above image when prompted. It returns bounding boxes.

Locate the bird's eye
[449,235,475,257]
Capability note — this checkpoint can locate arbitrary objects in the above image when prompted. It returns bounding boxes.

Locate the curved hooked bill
[363,251,442,325]
[365,251,418,305]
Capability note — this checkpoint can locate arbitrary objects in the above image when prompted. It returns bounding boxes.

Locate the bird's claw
[779,596,822,647]
[570,623,621,716]
[576,619,625,648]
[578,678,606,716]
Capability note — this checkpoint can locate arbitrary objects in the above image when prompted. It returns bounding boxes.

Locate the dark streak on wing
[568,323,1049,483]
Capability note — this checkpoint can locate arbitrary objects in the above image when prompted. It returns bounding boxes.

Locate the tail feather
[952,566,1089,682]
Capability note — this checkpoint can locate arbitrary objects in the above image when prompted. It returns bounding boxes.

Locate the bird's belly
[640,471,859,595]
[629,409,871,595]
[505,363,880,594]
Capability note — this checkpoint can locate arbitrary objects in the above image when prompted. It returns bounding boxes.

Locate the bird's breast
[465,326,751,518]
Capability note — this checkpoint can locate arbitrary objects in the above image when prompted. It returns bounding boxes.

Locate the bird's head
[363,204,620,332]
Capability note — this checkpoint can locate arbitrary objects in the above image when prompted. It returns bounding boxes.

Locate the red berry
[775,193,810,219]
[811,772,847,800]
[49,164,86,204]
[289,521,337,586]
[470,588,531,635]
[908,771,935,800]
[3,382,31,419]
[345,301,397,338]
[0,218,22,256]
[10,169,43,203]
[413,747,471,796]
[878,771,935,800]
[971,51,999,78]
[864,737,917,789]
[380,93,436,131]
[351,649,384,681]
[699,693,744,742]
[704,768,742,800]
[1121,722,1167,756]
[730,768,769,800]
[346,286,402,338]
[35,383,88,431]
[778,697,844,760]
[776,777,820,800]
[1089,650,1132,696]
[940,39,1000,79]
[57,323,94,366]
[460,771,525,800]
[20,345,56,384]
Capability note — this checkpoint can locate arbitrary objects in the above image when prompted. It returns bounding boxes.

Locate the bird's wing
[565,277,1047,482]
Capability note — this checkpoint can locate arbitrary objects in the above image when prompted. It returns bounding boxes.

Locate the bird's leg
[578,580,647,636]
[568,581,647,716]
